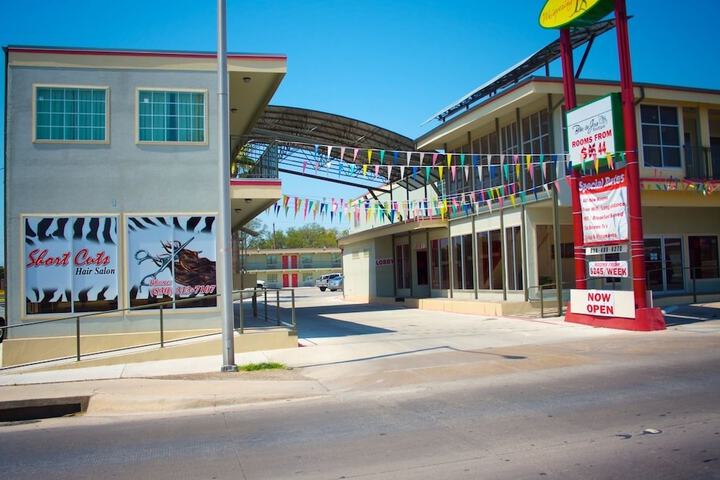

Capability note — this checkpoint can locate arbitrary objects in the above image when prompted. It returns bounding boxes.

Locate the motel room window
[505,226,523,291]
[451,234,475,290]
[395,243,411,290]
[35,86,108,142]
[521,109,551,189]
[640,105,681,168]
[689,236,720,279]
[477,230,504,290]
[431,239,450,289]
[138,89,206,143]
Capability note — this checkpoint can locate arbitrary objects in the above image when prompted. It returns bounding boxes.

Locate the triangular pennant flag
[374,164,380,176]
[464,166,470,181]
[539,154,546,183]
[380,150,386,164]
[362,164,368,176]
[451,165,457,181]
[412,166,418,180]
[327,145,333,162]
[406,151,412,166]
[352,148,359,164]
[447,153,452,168]
[419,152,425,166]
[432,153,438,166]
[400,165,405,178]
[439,165,444,180]
[367,149,373,163]
[425,166,431,182]
[387,165,393,178]
[510,194,516,207]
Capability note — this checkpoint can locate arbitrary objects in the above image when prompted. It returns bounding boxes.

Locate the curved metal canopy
[244,105,438,190]
[251,105,416,152]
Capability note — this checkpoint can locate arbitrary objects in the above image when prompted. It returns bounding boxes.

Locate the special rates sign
[578,168,629,245]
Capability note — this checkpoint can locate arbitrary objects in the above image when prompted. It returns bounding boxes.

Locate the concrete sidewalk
[1,298,719,417]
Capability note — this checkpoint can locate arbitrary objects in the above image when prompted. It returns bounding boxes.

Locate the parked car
[327,275,344,292]
[316,273,341,291]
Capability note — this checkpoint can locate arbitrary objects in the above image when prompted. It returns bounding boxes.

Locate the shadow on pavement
[299,345,527,368]
[233,297,404,338]
[663,304,720,326]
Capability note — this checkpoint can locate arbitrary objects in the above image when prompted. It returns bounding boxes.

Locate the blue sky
[2,0,720,253]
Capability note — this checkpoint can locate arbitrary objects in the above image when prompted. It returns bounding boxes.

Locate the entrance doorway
[416,250,428,286]
[645,237,684,292]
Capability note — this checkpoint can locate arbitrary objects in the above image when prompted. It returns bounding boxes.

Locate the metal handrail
[0,287,297,370]
[527,281,575,318]
[644,266,716,304]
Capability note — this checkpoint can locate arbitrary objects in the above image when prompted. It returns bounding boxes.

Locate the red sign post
[542,0,665,330]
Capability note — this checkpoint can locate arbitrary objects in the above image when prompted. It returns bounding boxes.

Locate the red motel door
[290,255,298,268]
[281,255,289,269]
[291,273,298,287]
[282,273,289,287]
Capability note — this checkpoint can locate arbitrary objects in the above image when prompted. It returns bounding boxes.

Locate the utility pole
[218,0,237,372]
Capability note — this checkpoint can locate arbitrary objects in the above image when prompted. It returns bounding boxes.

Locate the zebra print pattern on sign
[25,216,119,315]
[127,215,217,309]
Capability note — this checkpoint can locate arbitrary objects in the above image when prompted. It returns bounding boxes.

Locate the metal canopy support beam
[575,36,595,79]
[368,189,393,223]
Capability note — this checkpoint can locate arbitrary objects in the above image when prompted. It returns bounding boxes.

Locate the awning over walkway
[338,218,447,246]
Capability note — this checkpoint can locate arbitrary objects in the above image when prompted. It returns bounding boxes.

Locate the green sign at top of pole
[539,0,615,29]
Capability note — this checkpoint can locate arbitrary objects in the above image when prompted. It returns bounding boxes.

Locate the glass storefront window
[689,236,719,279]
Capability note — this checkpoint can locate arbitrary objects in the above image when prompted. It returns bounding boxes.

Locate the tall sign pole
[218,0,237,371]
[559,29,587,291]
[613,0,647,309]
[540,0,664,330]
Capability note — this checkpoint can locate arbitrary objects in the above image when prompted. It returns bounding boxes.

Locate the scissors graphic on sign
[134,236,195,291]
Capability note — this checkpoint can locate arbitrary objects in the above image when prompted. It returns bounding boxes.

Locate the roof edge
[416,76,720,146]
[5,45,287,61]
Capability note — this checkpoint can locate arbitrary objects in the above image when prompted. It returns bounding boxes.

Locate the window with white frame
[35,86,107,142]
[138,90,206,143]
[640,105,681,168]
[521,109,550,154]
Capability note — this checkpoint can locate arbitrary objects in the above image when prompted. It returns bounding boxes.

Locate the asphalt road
[2,336,719,480]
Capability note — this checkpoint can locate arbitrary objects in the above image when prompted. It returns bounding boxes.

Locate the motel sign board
[570,289,636,319]
[578,168,629,245]
[566,93,624,170]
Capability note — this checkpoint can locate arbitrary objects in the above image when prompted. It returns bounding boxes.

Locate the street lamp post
[218,0,237,372]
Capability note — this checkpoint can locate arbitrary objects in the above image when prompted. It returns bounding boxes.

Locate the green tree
[253,222,346,249]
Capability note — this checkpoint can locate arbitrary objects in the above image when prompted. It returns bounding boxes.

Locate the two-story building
[239,248,342,288]
[3,46,288,365]
[340,73,720,310]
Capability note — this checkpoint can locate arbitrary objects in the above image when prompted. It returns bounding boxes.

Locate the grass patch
[238,362,285,372]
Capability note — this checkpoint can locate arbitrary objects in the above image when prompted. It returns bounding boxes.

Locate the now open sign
[570,289,636,319]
